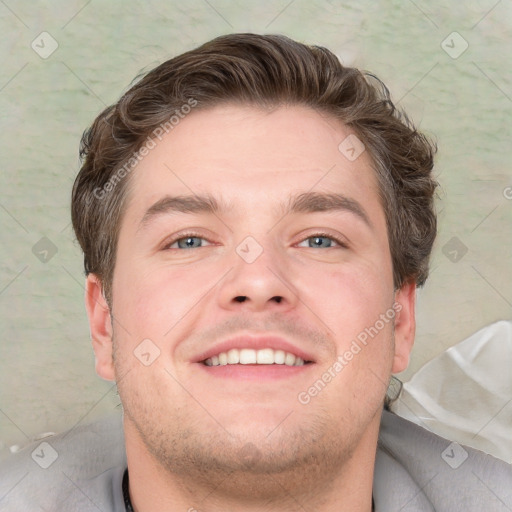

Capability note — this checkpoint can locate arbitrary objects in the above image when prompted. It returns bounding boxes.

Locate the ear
[85,274,115,381]
[391,281,416,374]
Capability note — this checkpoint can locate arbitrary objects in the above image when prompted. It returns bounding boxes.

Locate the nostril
[235,296,247,302]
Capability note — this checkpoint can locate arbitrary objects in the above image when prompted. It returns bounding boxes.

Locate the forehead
[123,104,382,224]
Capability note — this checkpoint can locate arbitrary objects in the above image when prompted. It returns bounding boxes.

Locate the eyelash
[163,231,348,250]
[300,232,349,249]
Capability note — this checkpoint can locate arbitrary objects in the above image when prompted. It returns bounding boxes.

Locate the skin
[86,104,416,512]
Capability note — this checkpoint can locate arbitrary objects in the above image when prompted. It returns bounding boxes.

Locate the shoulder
[0,413,127,512]
[374,409,512,511]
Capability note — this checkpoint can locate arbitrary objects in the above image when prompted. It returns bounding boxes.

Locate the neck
[124,412,381,512]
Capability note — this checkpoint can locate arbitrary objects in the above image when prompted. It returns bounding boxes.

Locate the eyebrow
[138,194,229,232]
[282,191,372,227]
[138,191,372,231]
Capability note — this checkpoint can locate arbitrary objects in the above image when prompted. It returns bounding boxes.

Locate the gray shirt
[0,410,510,511]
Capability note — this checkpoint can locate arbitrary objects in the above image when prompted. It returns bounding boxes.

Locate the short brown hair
[72,33,437,305]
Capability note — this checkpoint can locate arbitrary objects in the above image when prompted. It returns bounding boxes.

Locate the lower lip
[197,363,314,380]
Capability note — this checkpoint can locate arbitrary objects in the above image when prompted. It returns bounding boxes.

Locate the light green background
[1,0,511,457]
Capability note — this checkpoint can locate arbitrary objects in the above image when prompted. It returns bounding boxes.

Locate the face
[87,104,415,488]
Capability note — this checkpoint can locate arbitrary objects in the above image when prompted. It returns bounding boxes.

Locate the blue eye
[167,235,212,250]
[164,232,347,251]
[297,234,346,249]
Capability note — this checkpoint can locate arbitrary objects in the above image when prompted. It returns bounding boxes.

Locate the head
[72,33,437,499]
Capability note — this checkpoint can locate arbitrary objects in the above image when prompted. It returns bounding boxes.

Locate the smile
[203,348,312,366]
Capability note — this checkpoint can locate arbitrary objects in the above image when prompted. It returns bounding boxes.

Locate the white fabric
[392,320,512,463]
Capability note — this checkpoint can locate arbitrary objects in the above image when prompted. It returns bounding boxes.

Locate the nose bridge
[217,230,298,310]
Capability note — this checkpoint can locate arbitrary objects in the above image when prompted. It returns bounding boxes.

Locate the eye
[164,233,213,250]
[297,233,348,249]
[162,231,347,251]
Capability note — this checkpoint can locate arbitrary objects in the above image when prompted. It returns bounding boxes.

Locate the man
[1,33,510,511]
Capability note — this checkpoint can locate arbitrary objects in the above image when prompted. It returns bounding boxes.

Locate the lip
[193,334,316,364]
[198,363,311,381]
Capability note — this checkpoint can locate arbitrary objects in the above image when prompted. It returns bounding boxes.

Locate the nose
[216,236,299,313]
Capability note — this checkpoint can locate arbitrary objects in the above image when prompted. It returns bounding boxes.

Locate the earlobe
[85,274,116,381]
[391,281,416,374]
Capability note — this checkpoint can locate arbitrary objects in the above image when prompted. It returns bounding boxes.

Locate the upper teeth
[204,348,305,366]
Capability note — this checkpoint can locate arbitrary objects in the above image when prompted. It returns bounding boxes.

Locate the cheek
[307,263,395,386]
[112,259,213,341]
[303,261,393,335]
[311,266,395,391]
[293,264,395,417]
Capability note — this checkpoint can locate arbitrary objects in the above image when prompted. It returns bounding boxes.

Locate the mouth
[202,347,314,367]
[194,334,316,380]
